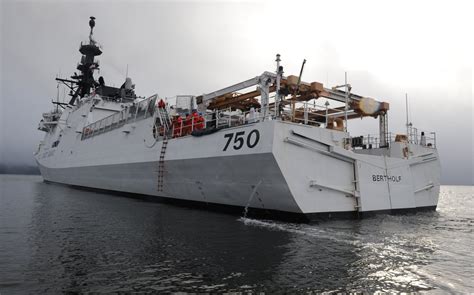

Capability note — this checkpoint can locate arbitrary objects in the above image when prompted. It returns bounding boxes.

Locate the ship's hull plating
[36,117,441,220]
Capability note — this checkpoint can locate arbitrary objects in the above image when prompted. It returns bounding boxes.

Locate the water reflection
[26,181,293,293]
[0,176,472,293]
[240,216,438,293]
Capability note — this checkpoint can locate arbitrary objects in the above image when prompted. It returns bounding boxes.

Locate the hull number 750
[223,130,260,151]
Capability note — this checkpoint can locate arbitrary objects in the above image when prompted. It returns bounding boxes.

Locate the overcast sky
[1,0,472,184]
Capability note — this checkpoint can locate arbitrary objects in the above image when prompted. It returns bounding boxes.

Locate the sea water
[0,175,472,293]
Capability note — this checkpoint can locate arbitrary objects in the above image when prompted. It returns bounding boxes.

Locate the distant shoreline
[0,165,41,175]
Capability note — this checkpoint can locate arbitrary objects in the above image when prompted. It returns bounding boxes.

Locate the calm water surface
[0,175,472,293]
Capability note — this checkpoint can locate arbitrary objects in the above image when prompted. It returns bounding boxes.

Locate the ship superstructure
[35,18,441,220]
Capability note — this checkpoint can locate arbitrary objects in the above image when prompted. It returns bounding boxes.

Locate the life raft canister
[184,114,192,135]
[173,116,183,137]
[196,114,205,130]
[191,112,200,130]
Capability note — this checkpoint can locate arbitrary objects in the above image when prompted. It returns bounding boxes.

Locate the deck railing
[169,107,267,138]
[81,95,157,140]
[351,131,436,149]
[81,96,437,150]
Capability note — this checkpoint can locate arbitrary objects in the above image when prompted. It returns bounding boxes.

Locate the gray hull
[37,117,441,219]
[39,153,302,214]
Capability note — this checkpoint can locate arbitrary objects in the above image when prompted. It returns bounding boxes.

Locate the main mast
[57,16,102,105]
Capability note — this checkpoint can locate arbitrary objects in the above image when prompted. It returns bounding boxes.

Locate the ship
[35,17,441,221]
